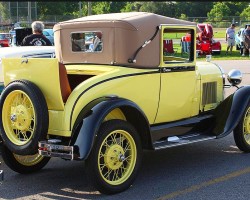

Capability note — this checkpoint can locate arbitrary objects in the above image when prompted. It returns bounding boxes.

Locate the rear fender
[213,86,250,138]
[71,97,150,160]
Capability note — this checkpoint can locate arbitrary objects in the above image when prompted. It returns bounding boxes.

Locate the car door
[155,25,200,124]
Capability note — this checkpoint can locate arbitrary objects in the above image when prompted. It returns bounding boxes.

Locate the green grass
[208,28,242,39]
[197,43,249,60]
[213,28,227,38]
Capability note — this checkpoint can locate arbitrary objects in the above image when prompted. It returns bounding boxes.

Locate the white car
[235,28,245,54]
[235,24,250,55]
[0,46,55,92]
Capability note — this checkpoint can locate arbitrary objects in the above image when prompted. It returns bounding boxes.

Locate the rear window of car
[71,31,103,53]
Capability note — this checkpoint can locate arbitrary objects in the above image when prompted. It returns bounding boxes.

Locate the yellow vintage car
[0,12,249,194]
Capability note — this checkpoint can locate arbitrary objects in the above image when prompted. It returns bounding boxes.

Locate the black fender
[213,86,250,138]
[70,96,151,160]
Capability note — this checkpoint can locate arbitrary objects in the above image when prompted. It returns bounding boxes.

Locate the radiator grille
[202,82,217,105]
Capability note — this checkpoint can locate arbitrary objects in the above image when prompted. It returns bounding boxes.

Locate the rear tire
[85,119,142,194]
[0,80,49,155]
[1,145,50,174]
[234,103,250,152]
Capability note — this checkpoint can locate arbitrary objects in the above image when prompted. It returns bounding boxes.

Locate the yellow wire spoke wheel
[1,145,50,174]
[234,104,250,152]
[98,129,137,185]
[2,90,35,146]
[243,107,250,145]
[13,153,44,166]
[86,119,142,195]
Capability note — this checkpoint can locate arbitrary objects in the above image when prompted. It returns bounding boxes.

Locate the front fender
[213,86,250,138]
[71,97,149,160]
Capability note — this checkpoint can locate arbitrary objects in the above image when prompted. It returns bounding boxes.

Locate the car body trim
[161,66,195,73]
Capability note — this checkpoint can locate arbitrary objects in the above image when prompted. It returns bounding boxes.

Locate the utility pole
[28,1,32,24]
[79,1,82,17]
[88,2,92,16]
[35,1,37,20]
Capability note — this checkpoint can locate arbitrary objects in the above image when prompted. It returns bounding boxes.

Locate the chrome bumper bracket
[38,141,74,160]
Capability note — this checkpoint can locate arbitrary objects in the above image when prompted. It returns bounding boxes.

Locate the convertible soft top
[54,12,196,67]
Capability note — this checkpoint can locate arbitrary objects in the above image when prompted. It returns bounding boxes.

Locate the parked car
[0,33,11,47]
[0,46,55,93]
[182,24,221,55]
[235,24,250,55]
[43,29,54,45]
[0,12,249,195]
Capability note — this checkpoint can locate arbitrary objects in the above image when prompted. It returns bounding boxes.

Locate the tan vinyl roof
[54,12,196,67]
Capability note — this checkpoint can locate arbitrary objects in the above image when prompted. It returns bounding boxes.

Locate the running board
[153,134,216,150]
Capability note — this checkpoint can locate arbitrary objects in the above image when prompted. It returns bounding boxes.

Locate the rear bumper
[38,140,75,160]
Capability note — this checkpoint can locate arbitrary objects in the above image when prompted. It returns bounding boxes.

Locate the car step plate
[153,133,216,150]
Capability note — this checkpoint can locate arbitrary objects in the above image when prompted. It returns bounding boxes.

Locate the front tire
[1,145,50,174]
[85,120,142,194]
[234,103,250,152]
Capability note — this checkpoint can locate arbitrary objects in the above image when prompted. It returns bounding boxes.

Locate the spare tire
[0,80,49,155]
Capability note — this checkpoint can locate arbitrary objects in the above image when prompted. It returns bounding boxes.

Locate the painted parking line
[156,167,250,200]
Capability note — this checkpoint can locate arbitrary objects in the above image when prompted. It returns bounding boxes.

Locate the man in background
[21,21,52,46]
[242,25,250,57]
[225,23,236,55]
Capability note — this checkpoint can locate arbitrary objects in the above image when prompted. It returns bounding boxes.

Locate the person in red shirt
[21,21,52,46]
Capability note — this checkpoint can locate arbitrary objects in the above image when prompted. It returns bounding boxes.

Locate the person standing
[225,23,236,55]
[21,21,52,46]
[242,25,250,57]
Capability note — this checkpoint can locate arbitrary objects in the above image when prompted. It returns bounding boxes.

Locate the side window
[163,28,194,63]
[71,31,103,52]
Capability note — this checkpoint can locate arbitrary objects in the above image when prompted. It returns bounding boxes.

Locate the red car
[0,33,11,47]
[196,24,221,55]
[181,24,221,56]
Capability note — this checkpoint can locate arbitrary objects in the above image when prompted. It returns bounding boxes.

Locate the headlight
[227,69,242,86]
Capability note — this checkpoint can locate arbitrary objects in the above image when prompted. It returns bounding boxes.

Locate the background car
[43,29,54,45]
[235,24,250,55]
[0,33,11,47]
[235,27,245,54]
[0,46,55,92]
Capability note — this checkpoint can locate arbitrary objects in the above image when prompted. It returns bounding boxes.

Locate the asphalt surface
[1,60,250,200]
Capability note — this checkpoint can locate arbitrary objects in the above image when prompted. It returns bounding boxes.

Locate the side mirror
[227,69,242,86]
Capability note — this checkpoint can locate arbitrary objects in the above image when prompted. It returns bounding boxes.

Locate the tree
[240,6,250,21]
[179,14,188,21]
[224,2,249,16]
[92,2,111,14]
[175,2,213,18]
[0,2,10,22]
[207,2,230,22]
[121,2,143,12]
[37,2,78,21]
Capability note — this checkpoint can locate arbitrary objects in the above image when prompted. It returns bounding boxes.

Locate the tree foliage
[207,2,230,22]
[0,1,250,24]
[240,6,250,21]
[0,2,10,21]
